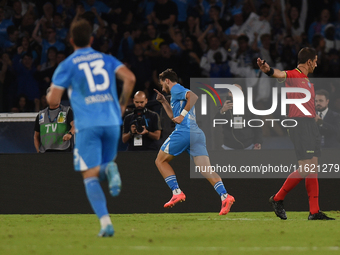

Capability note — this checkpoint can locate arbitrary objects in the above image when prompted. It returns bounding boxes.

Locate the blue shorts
[161,129,208,157]
[74,125,120,171]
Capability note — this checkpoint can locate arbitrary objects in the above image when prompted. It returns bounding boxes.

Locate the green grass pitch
[1,212,340,255]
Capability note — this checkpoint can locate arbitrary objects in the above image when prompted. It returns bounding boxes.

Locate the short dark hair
[159,42,169,48]
[210,6,221,13]
[159,69,178,83]
[237,35,249,43]
[22,52,33,59]
[311,34,323,48]
[47,46,58,54]
[316,89,330,100]
[70,19,92,47]
[297,47,317,64]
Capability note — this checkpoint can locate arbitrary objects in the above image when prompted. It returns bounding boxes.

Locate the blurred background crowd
[1,0,340,121]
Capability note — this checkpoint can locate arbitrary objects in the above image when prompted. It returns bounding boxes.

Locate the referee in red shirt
[257,47,334,220]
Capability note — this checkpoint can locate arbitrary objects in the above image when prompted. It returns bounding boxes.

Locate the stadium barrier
[1,150,339,214]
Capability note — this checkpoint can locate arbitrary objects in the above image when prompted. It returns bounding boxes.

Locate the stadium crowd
[1,0,340,138]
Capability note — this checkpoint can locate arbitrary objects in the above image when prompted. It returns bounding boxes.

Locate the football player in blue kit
[47,19,135,237]
[154,69,235,215]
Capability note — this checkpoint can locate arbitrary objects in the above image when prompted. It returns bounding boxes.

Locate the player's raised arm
[257,57,286,81]
[154,89,174,120]
[116,66,136,116]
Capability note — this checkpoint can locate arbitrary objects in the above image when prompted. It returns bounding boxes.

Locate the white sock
[221,193,228,201]
[172,188,182,195]
[100,215,112,229]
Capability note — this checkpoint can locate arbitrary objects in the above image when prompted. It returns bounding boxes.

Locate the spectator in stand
[56,0,77,27]
[223,6,244,55]
[182,15,201,38]
[209,51,232,78]
[36,46,58,96]
[53,13,69,42]
[280,35,298,70]
[56,51,66,64]
[205,5,228,37]
[137,0,156,24]
[117,25,142,61]
[0,6,14,47]
[169,27,184,56]
[312,34,327,77]
[152,42,180,87]
[308,9,331,43]
[32,21,66,64]
[224,6,244,40]
[145,23,164,53]
[129,43,153,97]
[11,95,29,112]
[21,7,36,36]
[12,52,40,112]
[172,0,190,29]
[179,35,203,87]
[0,52,16,112]
[11,0,24,28]
[17,36,38,62]
[282,0,307,39]
[200,35,228,76]
[230,35,258,73]
[81,0,112,16]
[40,2,55,30]
[324,49,340,77]
[323,24,338,53]
[149,0,178,33]
[2,25,19,53]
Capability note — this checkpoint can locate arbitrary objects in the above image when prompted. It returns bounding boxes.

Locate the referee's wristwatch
[68,131,73,136]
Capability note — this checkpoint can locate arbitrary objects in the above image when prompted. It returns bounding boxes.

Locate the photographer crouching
[215,84,263,150]
[122,91,162,151]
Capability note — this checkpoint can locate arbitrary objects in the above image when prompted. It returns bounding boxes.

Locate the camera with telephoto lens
[131,108,147,133]
[133,116,146,133]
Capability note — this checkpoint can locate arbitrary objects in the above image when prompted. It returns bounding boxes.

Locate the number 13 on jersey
[78,59,110,92]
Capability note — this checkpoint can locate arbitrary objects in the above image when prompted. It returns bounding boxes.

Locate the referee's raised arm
[257,57,286,81]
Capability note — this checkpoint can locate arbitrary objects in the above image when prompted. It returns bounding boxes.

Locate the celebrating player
[257,47,334,220]
[47,19,135,236]
[154,69,235,215]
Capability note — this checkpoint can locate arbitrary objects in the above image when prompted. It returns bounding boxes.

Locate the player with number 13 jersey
[52,47,123,130]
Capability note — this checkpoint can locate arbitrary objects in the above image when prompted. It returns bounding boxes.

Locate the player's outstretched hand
[257,58,270,73]
[154,89,166,103]
[172,115,184,124]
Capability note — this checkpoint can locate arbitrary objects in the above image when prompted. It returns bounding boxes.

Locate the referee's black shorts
[287,117,321,161]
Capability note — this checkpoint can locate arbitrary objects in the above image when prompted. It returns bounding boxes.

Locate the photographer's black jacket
[123,109,162,151]
[215,108,263,149]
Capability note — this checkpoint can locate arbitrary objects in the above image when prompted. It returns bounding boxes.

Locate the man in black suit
[315,89,340,148]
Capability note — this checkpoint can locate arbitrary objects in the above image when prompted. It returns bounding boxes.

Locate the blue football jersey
[52,47,123,130]
[170,84,199,131]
